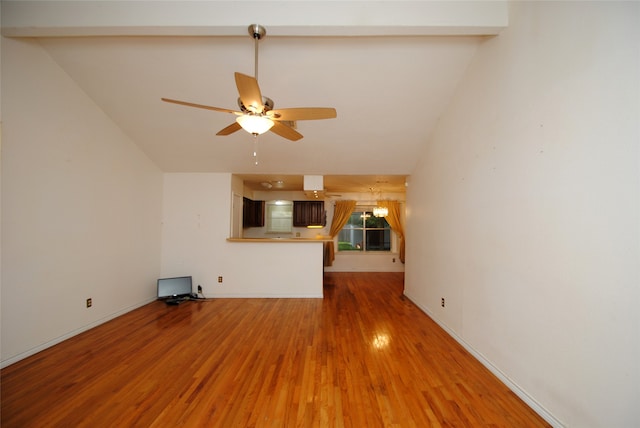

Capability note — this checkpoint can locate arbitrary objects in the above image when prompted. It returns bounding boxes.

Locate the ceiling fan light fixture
[236,114,274,135]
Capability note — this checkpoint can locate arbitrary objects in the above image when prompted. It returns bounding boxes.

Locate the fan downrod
[247,24,266,80]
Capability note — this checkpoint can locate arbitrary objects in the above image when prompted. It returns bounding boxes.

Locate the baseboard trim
[1,297,157,369]
[403,291,564,428]
[203,293,323,298]
[323,267,405,272]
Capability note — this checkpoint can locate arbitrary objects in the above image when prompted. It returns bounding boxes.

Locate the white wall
[161,173,323,298]
[1,38,163,366]
[326,252,404,273]
[405,2,639,427]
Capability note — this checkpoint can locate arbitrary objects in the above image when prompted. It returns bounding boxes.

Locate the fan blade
[161,98,240,114]
[216,122,242,136]
[235,72,264,113]
[270,121,303,141]
[268,107,337,121]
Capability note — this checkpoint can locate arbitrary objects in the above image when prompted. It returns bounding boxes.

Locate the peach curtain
[379,200,405,263]
[324,200,357,266]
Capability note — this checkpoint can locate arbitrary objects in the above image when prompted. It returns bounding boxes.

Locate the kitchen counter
[222,237,326,297]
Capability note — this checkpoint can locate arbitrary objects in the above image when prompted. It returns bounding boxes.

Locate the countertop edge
[227,238,332,243]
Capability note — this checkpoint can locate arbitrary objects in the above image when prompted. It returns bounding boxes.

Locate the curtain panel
[324,200,357,266]
[379,200,405,263]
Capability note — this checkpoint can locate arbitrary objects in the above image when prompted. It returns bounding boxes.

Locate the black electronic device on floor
[157,276,193,305]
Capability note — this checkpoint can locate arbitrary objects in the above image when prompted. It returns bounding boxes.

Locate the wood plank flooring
[1,272,550,427]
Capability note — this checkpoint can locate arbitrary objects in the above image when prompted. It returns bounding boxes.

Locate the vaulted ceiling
[1,1,507,193]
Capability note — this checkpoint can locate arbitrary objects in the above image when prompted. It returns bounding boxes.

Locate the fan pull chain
[253,134,259,165]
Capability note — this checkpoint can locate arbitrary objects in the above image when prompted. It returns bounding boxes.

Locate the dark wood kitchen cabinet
[293,201,326,227]
[243,197,265,228]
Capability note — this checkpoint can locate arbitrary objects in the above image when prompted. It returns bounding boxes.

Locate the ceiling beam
[1,1,507,37]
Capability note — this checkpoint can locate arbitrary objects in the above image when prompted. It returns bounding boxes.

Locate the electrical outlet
[392,258,396,263]
[218,276,223,283]
[441,298,445,308]
[197,285,202,293]
[86,298,92,308]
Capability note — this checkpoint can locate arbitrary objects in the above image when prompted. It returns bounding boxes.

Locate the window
[338,209,391,252]
[266,200,293,233]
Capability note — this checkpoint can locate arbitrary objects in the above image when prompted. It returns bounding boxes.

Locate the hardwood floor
[1,272,549,427]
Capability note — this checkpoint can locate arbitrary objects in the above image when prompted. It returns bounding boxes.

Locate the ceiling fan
[162,24,337,141]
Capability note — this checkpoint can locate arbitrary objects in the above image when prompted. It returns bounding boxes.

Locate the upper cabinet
[243,197,265,228]
[293,201,326,227]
